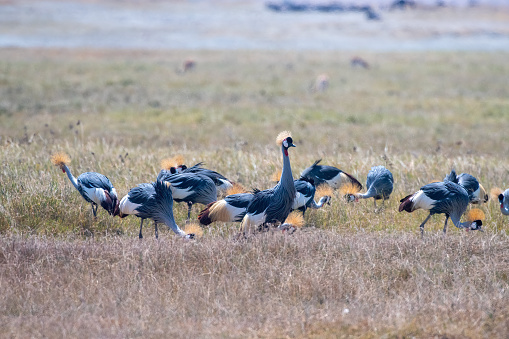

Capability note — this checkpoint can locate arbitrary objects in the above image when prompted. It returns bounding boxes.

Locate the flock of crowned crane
[51,131,509,239]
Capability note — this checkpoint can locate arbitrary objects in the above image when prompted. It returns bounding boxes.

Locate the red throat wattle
[62,168,65,173]
[284,149,288,156]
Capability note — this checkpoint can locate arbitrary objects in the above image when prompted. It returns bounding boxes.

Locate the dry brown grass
[1,48,509,337]
[0,233,508,338]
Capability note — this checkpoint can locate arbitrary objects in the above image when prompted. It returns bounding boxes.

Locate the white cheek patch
[283,140,288,148]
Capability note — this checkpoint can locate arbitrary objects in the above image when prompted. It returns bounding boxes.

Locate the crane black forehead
[286,137,293,144]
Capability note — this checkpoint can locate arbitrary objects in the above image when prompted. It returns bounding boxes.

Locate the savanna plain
[0,48,508,338]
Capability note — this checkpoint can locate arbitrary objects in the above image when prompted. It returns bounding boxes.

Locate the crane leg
[187,201,193,221]
[139,219,144,239]
[419,213,432,238]
[91,204,97,217]
[443,216,449,235]
[154,222,159,239]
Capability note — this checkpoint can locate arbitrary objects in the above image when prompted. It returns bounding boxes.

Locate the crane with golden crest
[240,131,297,234]
[51,152,118,217]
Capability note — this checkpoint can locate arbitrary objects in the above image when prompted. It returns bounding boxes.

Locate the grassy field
[0,48,508,337]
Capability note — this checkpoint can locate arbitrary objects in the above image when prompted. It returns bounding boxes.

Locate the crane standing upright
[240,131,297,234]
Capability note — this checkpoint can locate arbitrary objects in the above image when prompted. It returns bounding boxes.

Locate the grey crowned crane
[345,166,394,208]
[157,168,217,220]
[198,184,253,225]
[117,180,197,239]
[51,152,118,217]
[292,178,331,215]
[444,169,488,204]
[240,131,297,233]
[300,159,362,191]
[399,180,484,237]
[161,156,234,193]
[493,188,509,216]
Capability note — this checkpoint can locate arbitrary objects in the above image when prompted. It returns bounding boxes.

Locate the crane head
[51,152,71,172]
[468,220,483,232]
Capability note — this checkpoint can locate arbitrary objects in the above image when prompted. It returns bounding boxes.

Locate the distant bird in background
[118,180,195,239]
[444,169,488,204]
[161,156,234,193]
[350,56,370,69]
[51,152,118,217]
[241,131,297,234]
[300,159,362,191]
[198,184,253,225]
[399,180,483,237]
[312,74,329,92]
[157,168,217,220]
[345,166,393,208]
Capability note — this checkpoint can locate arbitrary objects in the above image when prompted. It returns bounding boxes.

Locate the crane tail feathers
[398,194,414,212]
[198,200,231,225]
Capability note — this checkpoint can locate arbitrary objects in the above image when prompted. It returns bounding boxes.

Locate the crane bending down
[117,183,158,238]
[346,166,393,208]
[292,178,331,215]
[118,181,195,239]
[181,162,234,192]
[399,180,483,237]
[498,188,509,216]
[444,169,488,204]
[240,131,297,234]
[51,152,118,217]
[300,159,362,191]
[161,155,234,192]
[157,169,217,220]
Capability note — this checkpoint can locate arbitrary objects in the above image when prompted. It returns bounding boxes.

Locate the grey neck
[63,165,79,190]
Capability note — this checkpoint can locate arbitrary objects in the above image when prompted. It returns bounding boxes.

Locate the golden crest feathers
[283,211,305,228]
[226,183,248,195]
[315,184,334,199]
[467,208,485,222]
[271,169,282,183]
[490,187,502,200]
[51,152,71,167]
[276,131,292,146]
[172,154,185,167]
[161,155,185,170]
[339,182,361,196]
[184,223,204,238]
[160,158,174,170]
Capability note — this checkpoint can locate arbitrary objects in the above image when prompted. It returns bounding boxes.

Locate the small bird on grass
[51,152,118,218]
